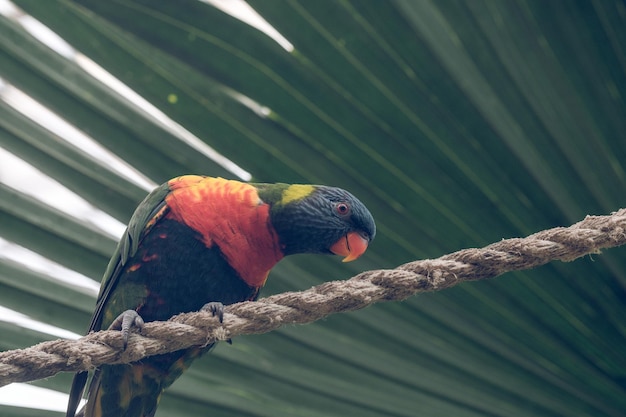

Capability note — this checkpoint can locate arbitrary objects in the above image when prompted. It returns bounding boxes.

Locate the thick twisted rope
[1,209,626,387]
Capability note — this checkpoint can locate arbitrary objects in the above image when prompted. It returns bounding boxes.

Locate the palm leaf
[1,1,625,416]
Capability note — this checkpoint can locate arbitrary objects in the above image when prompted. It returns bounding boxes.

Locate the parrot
[66,175,376,417]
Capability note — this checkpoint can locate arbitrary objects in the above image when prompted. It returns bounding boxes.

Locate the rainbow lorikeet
[67,176,376,417]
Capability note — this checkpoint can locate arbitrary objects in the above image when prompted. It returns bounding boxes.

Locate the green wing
[66,182,170,417]
[89,181,170,331]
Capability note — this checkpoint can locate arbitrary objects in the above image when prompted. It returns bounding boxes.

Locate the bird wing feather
[66,182,171,417]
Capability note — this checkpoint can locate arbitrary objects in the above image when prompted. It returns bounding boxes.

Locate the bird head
[256,183,376,262]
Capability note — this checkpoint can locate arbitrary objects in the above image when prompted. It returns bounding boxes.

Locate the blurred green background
[0,1,625,416]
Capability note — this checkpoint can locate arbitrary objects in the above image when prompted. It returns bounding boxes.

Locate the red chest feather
[164,176,283,287]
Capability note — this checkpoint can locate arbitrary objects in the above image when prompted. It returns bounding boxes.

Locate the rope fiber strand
[2,208,626,387]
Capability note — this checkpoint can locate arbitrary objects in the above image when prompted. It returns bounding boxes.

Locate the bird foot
[201,302,225,323]
[201,302,232,344]
[109,309,145,349]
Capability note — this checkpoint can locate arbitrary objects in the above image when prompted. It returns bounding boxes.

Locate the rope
[1,208,625,387]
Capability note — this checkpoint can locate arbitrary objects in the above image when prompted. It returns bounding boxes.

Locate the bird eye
[335,202,350,216]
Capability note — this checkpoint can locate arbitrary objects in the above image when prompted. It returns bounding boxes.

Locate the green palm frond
[1,1,624,416]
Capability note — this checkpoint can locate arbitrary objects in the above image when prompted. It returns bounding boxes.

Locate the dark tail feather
[66,371,88,417]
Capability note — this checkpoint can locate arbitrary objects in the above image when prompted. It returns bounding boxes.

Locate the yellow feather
[280,184,315,205]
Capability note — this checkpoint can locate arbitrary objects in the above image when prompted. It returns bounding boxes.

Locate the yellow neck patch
[281,184,315,205]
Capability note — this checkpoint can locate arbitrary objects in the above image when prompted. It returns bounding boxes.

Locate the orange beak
[330,232,370,262]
